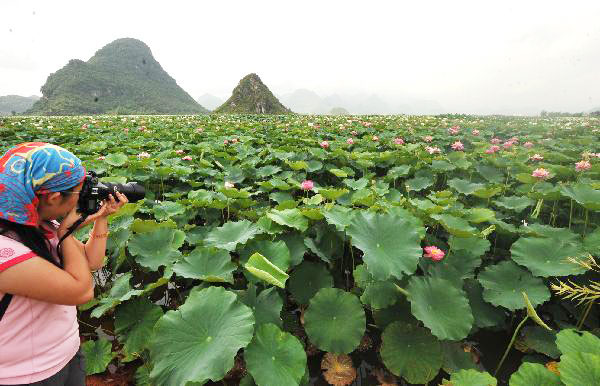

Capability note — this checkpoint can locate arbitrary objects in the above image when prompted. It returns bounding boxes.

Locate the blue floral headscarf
[0,142,86,226]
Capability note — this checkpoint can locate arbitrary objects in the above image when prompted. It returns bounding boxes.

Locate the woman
[0,142,128,385]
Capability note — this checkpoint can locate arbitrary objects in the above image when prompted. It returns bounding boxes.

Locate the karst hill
[27,38,208,115]
[214,73,292,114]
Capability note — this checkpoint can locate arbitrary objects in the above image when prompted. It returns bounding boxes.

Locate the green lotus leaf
[244,324,307,386]
[583,227,600,255]
[519,224,579,242]
[444,369,497,386]
[205,219,264,251]
[322,205,355,231]
[510,237,586,277]
[307,160,323,172]
[407,276,474,340]
[241,240,291,272]
[343,177,369,190]
[245,252,289,288]
[560,183,600,210]
[149,286,255,385]
[360,281,399,309]
[286,160,308,170]
[256,216,286,235]
[385,165,411,180]
[464,279,506,329]
[515,173,537,184]
[381,322,442,384]
[329,168,348,177]
[556,329,600,356]
[431,159,456,172]
[105,152,128,166]
[347,211,423,280]
[411,198,445,214]
[275,232,307,267]
[493,196,535,213]
[465,208,496,223]
[172,247,236,283]
[130,218,176,233]
[351,188,375,206]
[114,297,163,362]
[449,236,490,258]
[304,288,365,354]
[447,178,486,195]
[559,352,600,386]
[267,209,309,232]
[440,342,479,374]
[82,338,115,375]
[319,188,349,200]
[406,176,434,192]
[431,214,478,237]
[476,164,505,183]
[91,273,143,318]
[509,362,560,386]
[257,165,282,178]
[128,227,183,270]
[425,249,482,286]
[219,187,252,199]
[302,193,323,205]
[288,261,333,305]
[473,186,502,199]
[238,284,283,328]
[520,326,559,359]
[153,201,186,221]
[270,192,293,204]
[478,261,550,310]
[300,208,323,220]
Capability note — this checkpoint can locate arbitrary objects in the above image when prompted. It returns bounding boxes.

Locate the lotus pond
[1,114,599,386]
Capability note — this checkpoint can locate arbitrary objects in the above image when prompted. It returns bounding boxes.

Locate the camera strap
[0,293,13,322]
[57,214,89,265]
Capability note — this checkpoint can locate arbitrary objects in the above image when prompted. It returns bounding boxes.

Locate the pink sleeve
[0,236,37,272]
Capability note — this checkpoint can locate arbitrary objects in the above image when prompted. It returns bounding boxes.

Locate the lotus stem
[394,284,410,298]
[576,300,594,330]
[584,209,589,236]
[494,315,529,376]
[569,199,573,229]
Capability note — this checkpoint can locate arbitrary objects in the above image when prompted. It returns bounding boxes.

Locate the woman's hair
[0,191,74,268]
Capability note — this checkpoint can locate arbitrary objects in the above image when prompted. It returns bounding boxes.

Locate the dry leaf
[321,352,357,386]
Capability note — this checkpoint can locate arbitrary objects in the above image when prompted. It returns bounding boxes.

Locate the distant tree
[11,110,16,116]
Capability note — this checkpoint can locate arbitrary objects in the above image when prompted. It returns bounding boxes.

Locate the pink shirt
[0,223,80,384]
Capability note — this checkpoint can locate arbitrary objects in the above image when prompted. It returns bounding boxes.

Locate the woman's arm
[0,235,94,305]
[80,217,109,271]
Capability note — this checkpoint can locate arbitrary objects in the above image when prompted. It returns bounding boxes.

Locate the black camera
[77,171,146,215]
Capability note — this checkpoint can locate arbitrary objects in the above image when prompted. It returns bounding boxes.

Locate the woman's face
[38,181,84,222]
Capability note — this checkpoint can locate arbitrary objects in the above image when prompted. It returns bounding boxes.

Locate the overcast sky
[2,0,599,115]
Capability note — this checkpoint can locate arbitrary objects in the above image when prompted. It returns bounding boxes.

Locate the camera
[77,171,146,215]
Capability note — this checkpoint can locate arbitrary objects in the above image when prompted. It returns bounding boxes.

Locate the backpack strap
[0,293,13,322]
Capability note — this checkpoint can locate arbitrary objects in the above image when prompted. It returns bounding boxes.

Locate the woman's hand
[57,192,129,237]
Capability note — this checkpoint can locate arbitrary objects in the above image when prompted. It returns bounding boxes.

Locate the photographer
[0,142,128,385]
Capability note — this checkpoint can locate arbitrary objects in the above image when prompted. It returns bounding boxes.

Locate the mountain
[26,38,208,115]
[328,107,350,115]
[196,93,223,111]
[280,89,444,115]
[0,95,40,115]
[214,73,291,114]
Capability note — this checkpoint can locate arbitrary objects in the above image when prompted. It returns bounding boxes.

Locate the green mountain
[214,73,291,114]
[26,38,208,115]
[0,95,40,115]
[328,107,350,115]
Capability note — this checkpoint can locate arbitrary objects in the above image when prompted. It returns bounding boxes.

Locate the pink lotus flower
[425,146,441,154]
[301,180,314,191]
[448,126,460,135]
[485,145,501,154]
[175,149,185,155]
[575,160,592,172]
[351,130,358,136]
[97,156,106,161]
[196,127,204,133]
[471,129,480,136]
[532,168,550,179]
[393,137,404,145]
[181,155,192,161]
[81,124,89,129]
[137,151,150,159]
[523,141,534,148]
[347,138,354,145]
[423,135,433,143]
[372,135,379,142]
[529,154,544,161]
[320,141,330,149]
[224,181,235,189]
[231,138,239,144]
[423,246,445,261]
[503,141,515,149]
[491,138,501,144]
[224,139,229,145]
[451,141,464,151]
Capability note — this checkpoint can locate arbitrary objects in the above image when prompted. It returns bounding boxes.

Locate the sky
[1,0,600,115]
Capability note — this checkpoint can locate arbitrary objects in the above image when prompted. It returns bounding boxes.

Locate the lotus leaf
[173,247,236,283]
[128,227,183,270]
[149,286,255,385]
[245,252,289,288]
[560,184,600,210]
[494,195,535,212]
[114,298,163,361]
[407,276,474,340]
[288,261,333,305]
[304,288,365,353]
[238,285,283,328]
[380,322,442,384]
[347,210,423,280]
[244,324,307,386]
[82,338,114,375]
[267,208,309,232]
[205,219,264,251]
[478,261,550,310]
[510,237,586,277]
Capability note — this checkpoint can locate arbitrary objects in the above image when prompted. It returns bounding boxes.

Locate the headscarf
[0,142,86,226]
